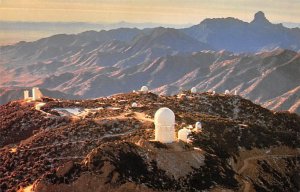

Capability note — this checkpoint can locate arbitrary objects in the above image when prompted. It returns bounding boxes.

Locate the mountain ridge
[0,11,299,114]
[0,91,299,191]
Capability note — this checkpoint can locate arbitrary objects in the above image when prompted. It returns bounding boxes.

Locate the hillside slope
[0,92,299,191]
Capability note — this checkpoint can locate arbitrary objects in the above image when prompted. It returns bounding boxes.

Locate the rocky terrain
[1,12,300,113]
[0,91,299,192]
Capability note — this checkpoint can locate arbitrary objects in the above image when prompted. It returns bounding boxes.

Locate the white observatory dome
[224,90,230,95]
[191,87,197,93]
[154,107,175,126]
[212,91,216,95]
[131,102,138,108]
[178,128,191,143]
[194,122,202,132]
[140,86,149,92]
[154,107,176,143]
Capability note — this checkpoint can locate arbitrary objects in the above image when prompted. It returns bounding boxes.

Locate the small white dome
[224,90,230,94]
[178,128,191,142]
[212,91,216,95]
[131,102,138,108]
[193,122,203,132]
[140,86,149,92]
[154,107,175,126]
[195,122,202,129]
[191,87,197,93]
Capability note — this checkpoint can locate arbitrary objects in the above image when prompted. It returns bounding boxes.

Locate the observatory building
[154,107,176,143]
[191,87,197,93]
[194,122,202,132]
[32,87,43,101]
[140,86,149,92]
[178,128,191,143]
[23,87,43,101]
[131,102,138,108]
[24,90,29,100]
[224,90,230,95]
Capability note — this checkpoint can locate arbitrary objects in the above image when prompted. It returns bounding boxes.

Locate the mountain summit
[183,11,300,52]
[251,11,271,25]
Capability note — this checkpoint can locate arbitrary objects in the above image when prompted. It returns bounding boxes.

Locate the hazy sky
[1,0,300,24]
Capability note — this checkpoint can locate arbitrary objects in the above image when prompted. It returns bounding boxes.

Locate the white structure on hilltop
[178,128,191,143]
[234,90,238,95]
[32,87,43,101]
[154,107,176,143]
[191,87,197,93]
[24,90,29,100]
[224,90,230,95]
[140,86,149,92]
[212,91,216,95]
[23,87,43,101]
[194,122,202,132]
[131,102,138,108]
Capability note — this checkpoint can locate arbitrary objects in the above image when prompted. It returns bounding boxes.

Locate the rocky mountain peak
[251,11,271,25]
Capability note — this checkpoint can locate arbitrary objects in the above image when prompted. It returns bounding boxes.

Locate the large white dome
[154,107,175,126]
[154,107,176,143]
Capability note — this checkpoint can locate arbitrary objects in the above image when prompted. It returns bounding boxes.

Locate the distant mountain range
[0,21,191,46]
[183,11,300,52]
[0,11,299,113]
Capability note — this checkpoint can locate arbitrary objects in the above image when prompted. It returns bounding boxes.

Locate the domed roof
[154,107,175,126]
[131,102,138,107]
[195,122,202,129]
[140,86,149,92]
[191,87,197,93]
[178,128,191,142]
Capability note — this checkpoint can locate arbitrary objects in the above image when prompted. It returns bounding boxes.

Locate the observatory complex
[24,87,43,101]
